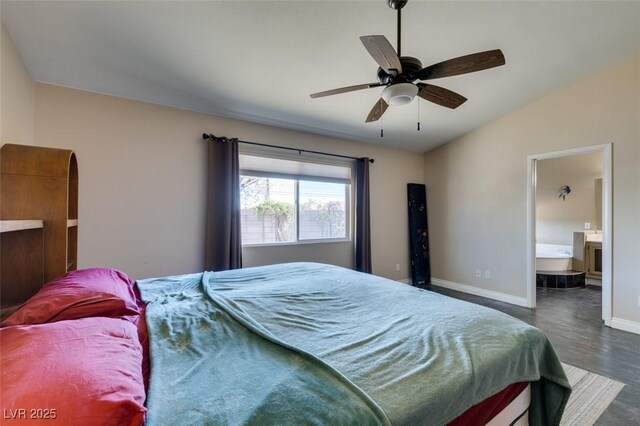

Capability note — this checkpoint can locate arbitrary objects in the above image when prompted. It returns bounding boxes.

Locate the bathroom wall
[536,152,603,246]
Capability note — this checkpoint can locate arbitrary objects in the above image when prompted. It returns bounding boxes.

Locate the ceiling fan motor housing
[377,56,423,84]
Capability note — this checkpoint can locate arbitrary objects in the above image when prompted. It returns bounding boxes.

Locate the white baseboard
[431,278,530,308]
[610,317,640,335]
[397,278,411,285]
[586,278,602,287]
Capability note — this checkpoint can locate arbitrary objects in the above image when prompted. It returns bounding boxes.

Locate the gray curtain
[354,158,372,273]
[204,137,242,271]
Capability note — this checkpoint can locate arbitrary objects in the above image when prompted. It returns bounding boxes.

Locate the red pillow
[0,317,146,426]
[1,268,139,326]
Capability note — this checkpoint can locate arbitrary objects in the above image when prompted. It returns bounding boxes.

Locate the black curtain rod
[202,133,374,163]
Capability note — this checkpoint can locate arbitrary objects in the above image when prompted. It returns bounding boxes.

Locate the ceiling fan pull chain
[417,99,421,131]
[380,102,384,137]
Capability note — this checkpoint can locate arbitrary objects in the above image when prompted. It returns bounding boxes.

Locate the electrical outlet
[585,222,591,230]
[484,270,491,279]
[395,264,400,272]
[476,269,482,278]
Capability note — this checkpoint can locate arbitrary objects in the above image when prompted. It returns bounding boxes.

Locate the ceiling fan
[310,0,506,123]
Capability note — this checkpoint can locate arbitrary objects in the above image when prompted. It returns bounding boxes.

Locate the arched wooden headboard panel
[0,143,78,318]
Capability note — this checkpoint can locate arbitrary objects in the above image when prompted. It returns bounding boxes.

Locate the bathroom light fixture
[558,185,571,201]
[381,83,419,106]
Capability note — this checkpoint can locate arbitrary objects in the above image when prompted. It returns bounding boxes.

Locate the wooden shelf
[0,226,44,305]
[0,220,44,233]
[2,144,78,302]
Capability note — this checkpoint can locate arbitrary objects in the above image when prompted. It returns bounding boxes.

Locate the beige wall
[424,56,640,324]
[0,22,34,145]
[536,152,602,246]
[34,83,424,280]
[244,241,353,270]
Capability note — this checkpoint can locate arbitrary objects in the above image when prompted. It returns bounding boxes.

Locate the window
[239,154,351,246]
[241,176,296,244]
[298,180,347,240]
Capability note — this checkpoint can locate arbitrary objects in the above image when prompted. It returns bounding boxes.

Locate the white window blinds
[239,154,351,184]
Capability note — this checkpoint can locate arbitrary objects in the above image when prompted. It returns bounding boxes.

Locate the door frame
[526,143,612,325]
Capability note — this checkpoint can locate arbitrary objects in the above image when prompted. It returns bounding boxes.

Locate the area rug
[560,363,625,425]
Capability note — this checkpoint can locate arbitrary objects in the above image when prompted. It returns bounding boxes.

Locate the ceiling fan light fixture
[381,83,418,106]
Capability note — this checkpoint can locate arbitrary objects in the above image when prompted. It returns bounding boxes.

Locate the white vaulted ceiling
[2,1,639,152]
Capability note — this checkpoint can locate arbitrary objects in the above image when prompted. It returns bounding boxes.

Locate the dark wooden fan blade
[365,98,389,123]
[415,49,505,81]
[360,35,402,74]
[417,83,467,109]
[310,83,381,99]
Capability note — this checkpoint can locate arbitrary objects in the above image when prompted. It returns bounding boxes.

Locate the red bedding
[0,317,146,425]
[450,381,530,425]
[1,268,139,326]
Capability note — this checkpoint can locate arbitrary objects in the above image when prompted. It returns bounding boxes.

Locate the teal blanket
[138,263,570,425]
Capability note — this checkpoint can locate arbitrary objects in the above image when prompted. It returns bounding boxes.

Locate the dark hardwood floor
[430,285,640,425]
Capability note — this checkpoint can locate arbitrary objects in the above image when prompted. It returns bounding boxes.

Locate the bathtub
[536,243,573,272]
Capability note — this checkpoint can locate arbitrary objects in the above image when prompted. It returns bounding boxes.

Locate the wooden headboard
[0,144,78,317]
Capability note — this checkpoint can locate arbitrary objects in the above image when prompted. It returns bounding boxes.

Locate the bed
[0,262,570,425]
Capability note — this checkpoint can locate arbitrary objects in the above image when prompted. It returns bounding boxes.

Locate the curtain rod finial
[203,133,212,141]
[369,159,375,164]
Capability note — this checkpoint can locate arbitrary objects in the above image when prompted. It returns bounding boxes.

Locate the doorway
[526,144,612,325]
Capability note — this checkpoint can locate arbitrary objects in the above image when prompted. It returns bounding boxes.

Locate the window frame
[239,155,353,247]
